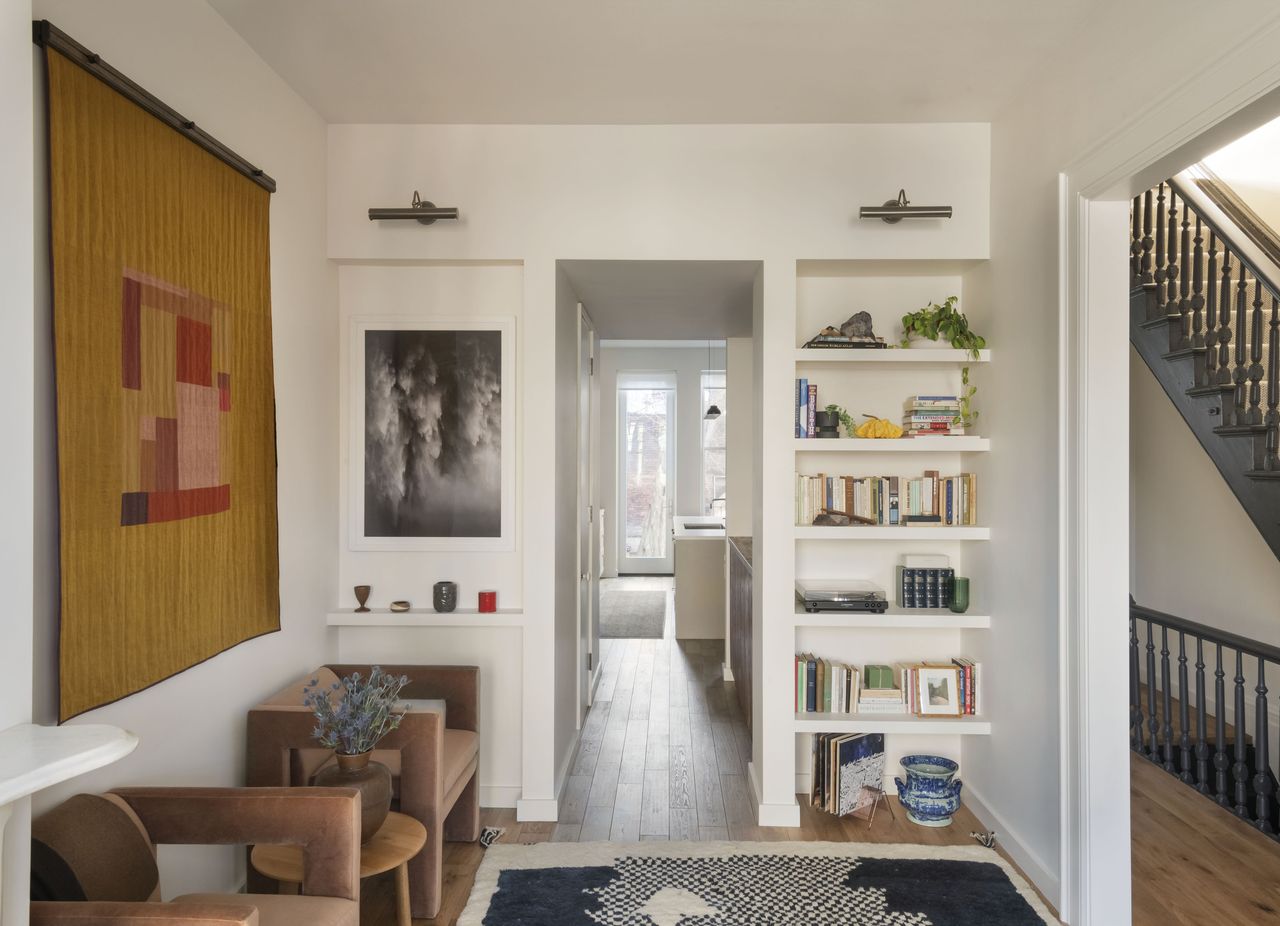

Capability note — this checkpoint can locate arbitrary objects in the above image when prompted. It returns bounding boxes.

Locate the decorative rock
[813,512,851,526]
[840,311,877,339]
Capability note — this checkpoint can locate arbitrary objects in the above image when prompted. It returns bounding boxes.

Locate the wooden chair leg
[395,862,411,926]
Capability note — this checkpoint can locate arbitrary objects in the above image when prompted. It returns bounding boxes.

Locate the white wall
[598,345,720,577]
[1,2,35,922]
[1205,114,1280,233]
[1130,348,1280,644]
[725,337,754,538]
[29,0,338,898]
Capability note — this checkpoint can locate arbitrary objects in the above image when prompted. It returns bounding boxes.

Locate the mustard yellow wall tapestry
[44,45,280,720]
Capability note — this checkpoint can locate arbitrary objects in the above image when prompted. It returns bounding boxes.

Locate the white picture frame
[349,315,516,552]
[915,665,963,717]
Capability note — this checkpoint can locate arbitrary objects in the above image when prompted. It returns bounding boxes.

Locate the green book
[823,659,833,712]
[864,664,896,690]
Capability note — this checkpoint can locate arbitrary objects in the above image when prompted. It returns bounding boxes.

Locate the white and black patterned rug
[460,842,1058,925]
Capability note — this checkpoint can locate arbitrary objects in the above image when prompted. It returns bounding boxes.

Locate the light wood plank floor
[363,589,1058,924]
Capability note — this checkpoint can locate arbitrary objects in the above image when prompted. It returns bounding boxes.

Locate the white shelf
[793,605,990,629]
[0,723,138,805]
[794,525,990,541]
[793,714,991,735]
[794,437,989,453]
[327,609,525,628]
[794,348,990,364]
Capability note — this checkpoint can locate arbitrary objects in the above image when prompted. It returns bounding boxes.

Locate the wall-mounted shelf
[792,605,990,629]
[794,348,990,365]
[794,525,990,541]
[793,714,991,735]
[326,609,525,628]
[794,437,990,453]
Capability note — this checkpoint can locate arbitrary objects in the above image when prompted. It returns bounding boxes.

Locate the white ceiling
[560,260,756,339]
[208,0,1108,124]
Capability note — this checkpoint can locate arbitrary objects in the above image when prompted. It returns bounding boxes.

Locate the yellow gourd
[855,415,904,439]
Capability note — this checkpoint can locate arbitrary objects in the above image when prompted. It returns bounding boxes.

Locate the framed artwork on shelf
[915,665,963,717]
[349,316,516,552]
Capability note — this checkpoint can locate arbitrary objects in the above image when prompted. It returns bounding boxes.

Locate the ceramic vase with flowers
[303,666,410,843]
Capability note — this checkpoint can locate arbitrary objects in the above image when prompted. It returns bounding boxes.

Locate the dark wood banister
[1131,602,1280,665]
[1169,174,1280,303]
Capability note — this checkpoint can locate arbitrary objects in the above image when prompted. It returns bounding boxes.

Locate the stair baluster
[1195,638,1210,793]
[1154,184,1168,320]
[1130,614,1144,751]
[1215,643,1230,806]
[1141,189,1155,291]
[1175,199,1192,351]
[1147,621,1160,760]
[1131,196,1142,284]
[1255,658,1275,833]
[1202,231,1219,387]
[1234,649,1250,818]
[1229,267,1250,426]
[1266,294,1280,471]
[1217,250,1235,386]
[1248,278,1265,426]
[1191,215,1205,352]
[1166,191,1181,332]
[1178,631,1193,783]
[1162,626,1175,772]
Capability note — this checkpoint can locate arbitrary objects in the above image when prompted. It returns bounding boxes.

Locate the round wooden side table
[251,811,427,926]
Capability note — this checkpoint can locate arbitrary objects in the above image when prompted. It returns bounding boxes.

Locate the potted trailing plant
[820,404,856,438]
[304,666,410,842]
[900,296,985,429]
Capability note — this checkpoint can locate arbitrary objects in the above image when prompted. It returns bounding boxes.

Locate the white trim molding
[515,797,559,822]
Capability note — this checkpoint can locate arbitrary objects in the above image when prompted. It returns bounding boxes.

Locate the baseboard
[962,783,1061,912]
[480,786,521,808]
[749,761,801,827]
[722,663,734,682]
[515,797,559,822]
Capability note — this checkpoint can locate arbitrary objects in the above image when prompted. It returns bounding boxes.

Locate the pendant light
[704,339,722,420]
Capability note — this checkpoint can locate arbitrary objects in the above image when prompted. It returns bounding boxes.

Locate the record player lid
[795,578,885,601]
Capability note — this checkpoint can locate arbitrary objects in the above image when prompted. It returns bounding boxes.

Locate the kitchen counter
[728,536,752,569]
[673,515,726,540]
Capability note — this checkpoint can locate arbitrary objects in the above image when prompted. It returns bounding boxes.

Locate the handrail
[1131,603,1280,664]
[1169,173,1280,306]
[1183,163,1280,271]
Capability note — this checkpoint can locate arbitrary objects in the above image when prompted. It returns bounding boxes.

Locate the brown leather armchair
[246,664,480,919]
[30,787,360,926]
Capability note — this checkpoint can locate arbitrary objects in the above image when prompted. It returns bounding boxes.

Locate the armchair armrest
[110,788,359,901]
[325,664,479,732]
[32,902,258,926]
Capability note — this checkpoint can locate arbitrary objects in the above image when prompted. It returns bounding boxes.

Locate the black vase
[433,581,458,613]
[813,410,841,438]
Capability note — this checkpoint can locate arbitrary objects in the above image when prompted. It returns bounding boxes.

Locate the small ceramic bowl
[389,600,411,612]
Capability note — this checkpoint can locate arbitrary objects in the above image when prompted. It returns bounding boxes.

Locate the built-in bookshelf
[786,259,994,803]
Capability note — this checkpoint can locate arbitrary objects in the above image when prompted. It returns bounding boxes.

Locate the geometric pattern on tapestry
[120,267,232,526]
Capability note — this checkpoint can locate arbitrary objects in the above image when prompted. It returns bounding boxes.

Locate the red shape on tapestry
[176,316,213,386]
[122,277,142,390]
[147,484,231,523]
[153,418,179,492]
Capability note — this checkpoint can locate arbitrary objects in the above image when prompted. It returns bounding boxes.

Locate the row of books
[795,656,982,717]
[896,566,955,609]
[811,732,886,817]
[795,470,978,526]
[903,395,965,437]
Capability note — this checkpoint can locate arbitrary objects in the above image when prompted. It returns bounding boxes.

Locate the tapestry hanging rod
[32,20,277,194]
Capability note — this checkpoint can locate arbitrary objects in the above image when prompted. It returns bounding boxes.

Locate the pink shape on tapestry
[176,383,220,490]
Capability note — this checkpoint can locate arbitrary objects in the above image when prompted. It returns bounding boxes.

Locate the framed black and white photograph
[350,316,515,551]
[915,665,962,717]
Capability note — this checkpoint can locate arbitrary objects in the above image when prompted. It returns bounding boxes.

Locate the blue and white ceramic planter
[894,754,963,827]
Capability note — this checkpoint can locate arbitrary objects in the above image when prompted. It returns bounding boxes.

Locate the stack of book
[810,732,886,817]
[896,554,955,609]
[795,654,859,714]
[901,660,981,716]
[903,395,964,436]
[858,664,907,714]
[794,378,818,438]
[795,470,977,526]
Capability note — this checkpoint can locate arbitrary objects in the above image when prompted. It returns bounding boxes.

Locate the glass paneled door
[618,377,676,574]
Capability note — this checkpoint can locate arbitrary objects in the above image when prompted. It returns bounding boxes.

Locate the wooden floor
[1132,751,1280,925]
[362,581,1049,924]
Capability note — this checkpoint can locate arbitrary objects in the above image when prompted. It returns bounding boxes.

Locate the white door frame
[577,305,601,718]
[616,377,678,575]
[1060,23,1280,922]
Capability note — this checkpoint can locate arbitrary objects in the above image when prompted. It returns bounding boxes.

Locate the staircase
[1129,167,1280,560]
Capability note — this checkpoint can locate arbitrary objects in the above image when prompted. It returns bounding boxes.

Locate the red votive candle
[478,590,497,613]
